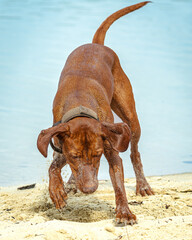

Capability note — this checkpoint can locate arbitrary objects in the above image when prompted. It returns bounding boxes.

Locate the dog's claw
[51,191,67,209]
[136,180,154,196]
[116,217,137,226]
[130,220,133,226]
[115,206,137,226]
[116,218,121,224]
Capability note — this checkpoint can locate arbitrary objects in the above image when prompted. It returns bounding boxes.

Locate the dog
[37,1,154,225]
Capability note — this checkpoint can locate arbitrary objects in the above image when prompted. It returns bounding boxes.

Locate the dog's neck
[62,105,98,123]
[53,105,99,127]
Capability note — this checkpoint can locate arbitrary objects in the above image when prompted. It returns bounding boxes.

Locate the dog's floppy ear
[37,123,70,158]
[101,122,131,152]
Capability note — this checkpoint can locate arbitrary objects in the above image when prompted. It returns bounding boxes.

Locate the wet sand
[0,173,192,240]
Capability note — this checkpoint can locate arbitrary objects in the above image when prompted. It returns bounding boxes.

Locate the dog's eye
[92,151,102,158]
[69,151,81,159]
[70,153,81,159]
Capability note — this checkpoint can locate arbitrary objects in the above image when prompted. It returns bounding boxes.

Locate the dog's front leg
[49,152,68,209]
[104,148,137,225]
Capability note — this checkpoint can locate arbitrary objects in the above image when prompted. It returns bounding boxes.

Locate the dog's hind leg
[111,54,154,196]
[65,173,77,194]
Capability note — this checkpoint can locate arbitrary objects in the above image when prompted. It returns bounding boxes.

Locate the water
[0,0,191,186]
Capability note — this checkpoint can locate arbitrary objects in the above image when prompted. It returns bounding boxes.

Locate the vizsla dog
[37,1,154,225]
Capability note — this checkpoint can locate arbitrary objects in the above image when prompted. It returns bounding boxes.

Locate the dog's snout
[75,165,99,194]
[81,182,98,194]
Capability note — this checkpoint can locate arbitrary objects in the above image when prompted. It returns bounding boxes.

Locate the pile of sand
[0,173,192,240]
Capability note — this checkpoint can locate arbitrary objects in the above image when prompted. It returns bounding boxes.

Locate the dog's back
[59,43,114,90]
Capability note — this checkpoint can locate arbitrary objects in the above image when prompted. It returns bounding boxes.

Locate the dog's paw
[65,183,77,194]
[136,179,154,196]
[115,205,137,226]
[49,182,68,209]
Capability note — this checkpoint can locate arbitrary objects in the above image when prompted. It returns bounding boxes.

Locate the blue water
[0,0,191,186]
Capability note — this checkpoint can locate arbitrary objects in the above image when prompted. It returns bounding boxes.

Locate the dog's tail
[92,1,151,45]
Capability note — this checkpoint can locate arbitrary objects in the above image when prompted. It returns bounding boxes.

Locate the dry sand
[0,173,192,240]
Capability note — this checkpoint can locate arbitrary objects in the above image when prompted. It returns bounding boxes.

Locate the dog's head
[37,118,131,194]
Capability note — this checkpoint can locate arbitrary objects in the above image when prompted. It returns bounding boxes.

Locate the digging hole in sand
[29,186,115,223]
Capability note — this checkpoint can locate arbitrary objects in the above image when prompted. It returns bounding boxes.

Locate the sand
[0,173,192,240]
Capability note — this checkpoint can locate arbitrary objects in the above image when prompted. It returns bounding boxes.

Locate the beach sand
[0,173,192,240]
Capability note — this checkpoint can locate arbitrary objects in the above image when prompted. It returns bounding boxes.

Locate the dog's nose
[81,182,98,194]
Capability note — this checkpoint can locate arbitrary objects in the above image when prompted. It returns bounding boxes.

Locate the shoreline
[1,171,191,189]
[0,173,192,239]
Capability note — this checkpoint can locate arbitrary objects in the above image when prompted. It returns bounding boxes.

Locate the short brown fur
[37,1,153,225]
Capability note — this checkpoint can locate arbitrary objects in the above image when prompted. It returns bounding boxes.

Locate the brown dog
[37,1,154,225]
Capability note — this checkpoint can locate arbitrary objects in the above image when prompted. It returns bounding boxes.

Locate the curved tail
[92,1,151,45]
